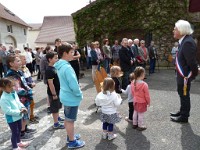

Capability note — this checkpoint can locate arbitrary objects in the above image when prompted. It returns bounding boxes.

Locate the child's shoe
[29,118,39,124]
[25,128,37,134]
[20,133,34,141]
[137,126,147,131]
[102,132,107,139]
[66,134,81,143]
[53,122,65,129]
[132,125,138,129]
[108,133,117,140]
[67,139,85,149]
[125,117,133,123]
[58,116,65,123]
[17,141,30,147]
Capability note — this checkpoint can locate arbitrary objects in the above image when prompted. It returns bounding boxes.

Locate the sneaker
[29,118,39,124]
[108,133,117,140]
[58,116,65,123]
[125,117,133,123]
[17,141,30,148]
[68,139,85,149]
[20,133,34,141]
[53,122,65,129]
[67,134,81,143]
[102,132,107,139]
[137,126,147,131]
[25,128,37,134]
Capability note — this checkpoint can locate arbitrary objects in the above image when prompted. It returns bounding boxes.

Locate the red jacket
[131,80,150,105]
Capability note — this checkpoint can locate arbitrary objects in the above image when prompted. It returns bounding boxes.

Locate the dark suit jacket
[177,35,198,84]
[119,46,132,72]
[148,46,157,59]
[132,44,139,57]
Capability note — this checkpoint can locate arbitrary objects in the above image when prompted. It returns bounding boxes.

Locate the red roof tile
[0,3,29,27]
[35,16,75,43]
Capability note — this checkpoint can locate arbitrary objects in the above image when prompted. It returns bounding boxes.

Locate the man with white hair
[119,38,134,89]
[170,20,198,123]
[132,39,140,66]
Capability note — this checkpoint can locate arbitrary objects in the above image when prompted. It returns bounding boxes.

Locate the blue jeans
[86,56,92,69]
[64,106,78,121]
[149,58,156,73]
[103,122,113,132]
[103,58,110,74]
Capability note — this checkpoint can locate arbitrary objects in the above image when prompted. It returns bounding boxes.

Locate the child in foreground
[110,66,123,94]
[6,54,36,141]
[45,52,64,129]
[19,54,38,124]
[54,44,85,149]
[122,73,135,122]
[95,77,122,140]
[131,67,150,131]
[0,78,30,150]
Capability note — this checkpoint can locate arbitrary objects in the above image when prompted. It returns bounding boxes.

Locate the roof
[0,3,29,27]
[29,23,42,31]
[35,16,75,43]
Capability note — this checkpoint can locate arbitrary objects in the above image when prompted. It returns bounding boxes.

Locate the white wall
[0,18,28,50]
[27,29,40,49]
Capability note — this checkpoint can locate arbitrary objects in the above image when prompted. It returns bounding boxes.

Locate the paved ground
[0,69,200,150]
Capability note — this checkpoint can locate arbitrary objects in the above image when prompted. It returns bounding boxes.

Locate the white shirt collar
[178,35,186,45]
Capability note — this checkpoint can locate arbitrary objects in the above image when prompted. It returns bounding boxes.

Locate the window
[24,29,26,35]
[7,25,13,33]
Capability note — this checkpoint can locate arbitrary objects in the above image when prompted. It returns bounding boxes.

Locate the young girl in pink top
[131,66,150,131]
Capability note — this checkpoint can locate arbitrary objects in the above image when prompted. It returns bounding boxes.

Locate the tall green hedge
[72,0,191,48]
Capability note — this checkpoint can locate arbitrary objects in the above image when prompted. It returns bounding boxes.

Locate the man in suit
[119,38,134,89]
[148,41,157,74]
[132,39,140,66]
[170,20,198,123]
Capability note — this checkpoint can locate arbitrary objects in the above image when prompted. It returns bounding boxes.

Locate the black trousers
[70,61,80,83]
[26,63,33,74]
[128,102,134,120]
[36,65,41,80]
[177,83,191,118]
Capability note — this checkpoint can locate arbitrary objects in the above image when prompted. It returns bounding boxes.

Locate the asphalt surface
[0,69,200,150]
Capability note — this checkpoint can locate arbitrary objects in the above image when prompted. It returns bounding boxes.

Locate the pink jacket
[131,80,150,105]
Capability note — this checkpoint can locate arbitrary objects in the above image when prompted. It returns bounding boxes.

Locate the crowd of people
[0,19,199,150]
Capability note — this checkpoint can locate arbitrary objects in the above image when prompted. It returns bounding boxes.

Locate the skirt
[134,102,147,113]
[100,113,121,124]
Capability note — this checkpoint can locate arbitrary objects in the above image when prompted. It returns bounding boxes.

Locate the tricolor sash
[176,53,192,96]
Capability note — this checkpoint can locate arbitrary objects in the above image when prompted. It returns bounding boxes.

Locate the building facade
[0,3,29,51]
[27,23,42,49]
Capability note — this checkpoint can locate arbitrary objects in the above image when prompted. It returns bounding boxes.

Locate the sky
[0,0,94,23]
